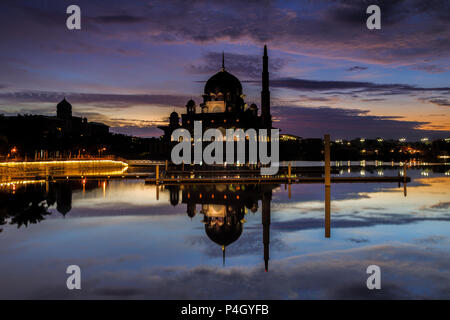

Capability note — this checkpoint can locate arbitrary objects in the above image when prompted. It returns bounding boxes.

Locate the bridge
[126,159,165,166]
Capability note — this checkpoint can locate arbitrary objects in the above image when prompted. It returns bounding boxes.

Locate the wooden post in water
[324,134,331,238]
[403,162,407,183]
[156,185,159,201]
[156,165,159,184]
[165,160,168,172]
[403,162,407,197]
[324,134,331,187]
[288,162,292,184]
[325,185,331,238]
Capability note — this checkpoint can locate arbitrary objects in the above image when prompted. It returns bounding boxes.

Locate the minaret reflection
[176,184,277,271]
[262,190,271,272]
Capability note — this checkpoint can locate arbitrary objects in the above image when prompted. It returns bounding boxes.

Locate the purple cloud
[273,106,450,140]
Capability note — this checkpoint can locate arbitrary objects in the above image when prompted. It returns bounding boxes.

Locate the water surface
[0,166,449,299]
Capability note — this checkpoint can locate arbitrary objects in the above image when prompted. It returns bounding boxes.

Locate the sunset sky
[0,0,449,140]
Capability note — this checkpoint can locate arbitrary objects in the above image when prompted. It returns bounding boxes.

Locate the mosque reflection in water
[165,183,277,271]
[1,180,331,272]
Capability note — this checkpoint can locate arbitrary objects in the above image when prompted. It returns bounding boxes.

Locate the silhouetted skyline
[0,0,449,140]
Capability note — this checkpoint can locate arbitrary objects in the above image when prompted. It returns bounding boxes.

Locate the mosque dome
[204,70,242,96]
[186,99,195,107]
[205,221,243,247]
[169,111,179,127]
[186,99,196,114]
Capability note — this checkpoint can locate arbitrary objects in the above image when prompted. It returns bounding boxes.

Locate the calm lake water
[0,165,449,299]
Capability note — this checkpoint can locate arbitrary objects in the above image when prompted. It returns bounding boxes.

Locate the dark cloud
[270,78,450,95]
[4,244,449,299]
[429,202,450,210]
[91,14,146,24]
[347,238,370,244]
[110,125,164,138]
[346,66,368,72]
[414,235,448,245]
[428,98,450,107]
[1,89,447,139]
[186,228,289,259]
[360,98,387,102]
[271,212,450,233]
[3,0,449,66]
[273,105,450,140]
[412,64,449,74]
[187,51,286,79]
[0,91,195,109]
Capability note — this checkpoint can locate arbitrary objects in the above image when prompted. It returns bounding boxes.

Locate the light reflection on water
[0,160,128,182]
[0,166,449,299]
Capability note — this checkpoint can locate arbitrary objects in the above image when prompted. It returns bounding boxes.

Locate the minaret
[261,45,271,128]
[262,191,271,272]
[221,52,225,71]
[222,245,226,266]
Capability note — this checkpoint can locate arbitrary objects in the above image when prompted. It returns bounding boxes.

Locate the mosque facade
[159,45,272,141]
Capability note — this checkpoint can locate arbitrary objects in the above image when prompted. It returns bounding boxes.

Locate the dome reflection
[170,183,277,271]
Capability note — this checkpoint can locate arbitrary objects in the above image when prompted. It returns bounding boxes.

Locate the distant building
[54,98,109,137]
[0,98,110,159]
[57,98,72,119]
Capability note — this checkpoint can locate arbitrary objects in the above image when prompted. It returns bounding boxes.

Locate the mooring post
[288,162,292,184]
[403,162,407,197]
[324,134,331,187]
[324,134,331,238]
[156,164,159,184]
[165,160,168,172]
[403,162,407,183]
[325,185,331,238]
